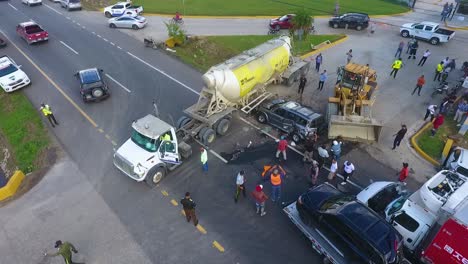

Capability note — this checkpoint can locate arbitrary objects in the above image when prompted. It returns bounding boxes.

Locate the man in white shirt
[442,57,450,68]
[328,159,338,185]
[424,104,438,121]
[317,145,329,168]
[418,49,431,66]
[234,170,246,203]
[341,161,355,185]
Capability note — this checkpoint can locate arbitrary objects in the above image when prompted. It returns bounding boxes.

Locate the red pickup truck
[16,21,48,45]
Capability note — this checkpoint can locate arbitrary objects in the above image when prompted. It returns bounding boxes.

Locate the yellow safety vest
[436,64,443,73]
[393,60,402,69]
[160,134,171,141]
[41,105,52,116]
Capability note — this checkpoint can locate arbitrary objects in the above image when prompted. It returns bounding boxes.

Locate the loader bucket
[328,115,382,142]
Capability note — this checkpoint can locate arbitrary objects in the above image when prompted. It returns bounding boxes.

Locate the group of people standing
[441,2,455,22]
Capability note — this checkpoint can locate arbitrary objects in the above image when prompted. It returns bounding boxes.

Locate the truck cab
[113,115,181,186]
[445,147,468,178]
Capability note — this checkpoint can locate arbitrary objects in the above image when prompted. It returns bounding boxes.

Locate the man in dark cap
[45,240,83,264]
[181,192,198,226]
[392,125,407,150]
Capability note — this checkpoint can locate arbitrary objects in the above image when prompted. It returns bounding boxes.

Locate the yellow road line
[300,35,348,59]
[212,241,225,252]
[161,190,169,196]
[0,30,98,128]
[197,224,207,234]
[170,199,178,206]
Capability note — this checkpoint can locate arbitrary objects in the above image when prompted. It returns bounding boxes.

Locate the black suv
[329,13,370,30]
[296,183,402,264]
[256,99,324,143]
[75,68,110,102]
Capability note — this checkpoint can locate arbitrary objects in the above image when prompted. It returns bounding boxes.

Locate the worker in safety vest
[159,133,171,141]
[263,165,286,202]
[40,103,59,127]
[390,58,403,78]
[434,61,444,82]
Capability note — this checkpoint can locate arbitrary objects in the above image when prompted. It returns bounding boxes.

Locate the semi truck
[113,36,311,186]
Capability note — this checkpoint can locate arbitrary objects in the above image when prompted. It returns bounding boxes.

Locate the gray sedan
[108,16,147,30]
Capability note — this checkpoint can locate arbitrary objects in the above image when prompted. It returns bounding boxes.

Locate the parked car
[357,181,408,215]
[269,14,295,30]
[59,0,81,11]
[256,99,324,143]
[0,55,31,93]
[400,21,455,45]
[22,0,42,6]
[104,1,143,18]
[108,16,147,30]
[16,21,49,45]
[329,13,370,30]
[296,183,403,264]
[74,68,110,102]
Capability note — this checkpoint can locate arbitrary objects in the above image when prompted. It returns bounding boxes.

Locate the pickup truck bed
[435,28,454,35]
[283,202,348,264]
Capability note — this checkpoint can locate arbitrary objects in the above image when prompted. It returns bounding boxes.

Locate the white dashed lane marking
[105,74,131,93]
[59,41,79,55]
[8,3,18,10]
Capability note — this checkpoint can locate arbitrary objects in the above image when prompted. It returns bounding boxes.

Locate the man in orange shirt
[412,75,426,96]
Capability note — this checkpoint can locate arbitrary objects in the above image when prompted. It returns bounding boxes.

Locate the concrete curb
[299,35,348,59]
[0,170,25,201]
[410,122,441,166]
[443,21,468,31]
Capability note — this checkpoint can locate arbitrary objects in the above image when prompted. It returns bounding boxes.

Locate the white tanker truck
[113,36,311,186]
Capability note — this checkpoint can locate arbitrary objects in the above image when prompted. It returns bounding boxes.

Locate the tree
[291,9,314,41]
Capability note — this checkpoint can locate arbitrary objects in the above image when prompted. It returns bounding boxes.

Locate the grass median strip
[0,92,49,174]
[173,35,344,72]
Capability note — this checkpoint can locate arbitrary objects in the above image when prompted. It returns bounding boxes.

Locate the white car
[108,16,147,30]
[357,181,407,214]
[0,56,31,93]
[22,0,42,6]
[103,1,143,18]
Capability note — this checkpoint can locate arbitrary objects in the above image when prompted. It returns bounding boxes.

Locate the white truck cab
[113,114,182,186]
[446,147,468,178]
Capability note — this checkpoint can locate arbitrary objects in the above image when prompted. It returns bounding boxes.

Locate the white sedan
[108,16,147,30]
[22,0,42,6]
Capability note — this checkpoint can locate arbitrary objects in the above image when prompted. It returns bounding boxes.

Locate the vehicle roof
[338,201,395,253]
[420,21,439,27]
[357,181,395,204]
[78,68,101,84]
[455,147,468,170]
[400,199,436,226]
[0,56,14,68]
[342,12,369,16]
[302,183,342,210]
[280,101,322,120]
[132,114,173,139]
[19,21,38,27]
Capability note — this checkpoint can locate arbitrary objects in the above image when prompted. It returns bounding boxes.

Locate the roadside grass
[129,0,409,16]
[173,34,344,72]
[416,118,468,160]
[0,91,49,174]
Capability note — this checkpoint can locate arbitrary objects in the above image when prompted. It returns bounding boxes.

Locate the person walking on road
[317,70,327,91]
[328,158,338,185]
[315,53,323,72]
[45,240,83,264]
[309,160,320,186]
[431,114,445,136]
[406,38,416,54]
[390,58,403,78]
[317,144,329,168]
[276,135,288,161]
[341,161,355,185]
[397,163,409,182]
[418,49,431,66]
[297,75,307,95]
[368,22,376,36]
[434,61,444,81]
[346,49,353,64]
[407,40,418,60]
[40,103,59,127]
[251,184,268,216]
[181,192,198,226]
[200,147,208,172]
[234,170,246,203]
[412,75,426,96]
[269,167,285,202]
[424,104,438,121]
[330,140,342,161]
[395,41,404,58]
[392,125,407,150]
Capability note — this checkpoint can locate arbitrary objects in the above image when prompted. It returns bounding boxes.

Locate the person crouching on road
[44,240,83,264]
[234,170,246,203]
[251,185,268,216]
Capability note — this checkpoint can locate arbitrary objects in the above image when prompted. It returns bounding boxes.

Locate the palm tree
[291,9,314,41]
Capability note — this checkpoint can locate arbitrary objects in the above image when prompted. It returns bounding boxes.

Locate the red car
[16,21,48,45]
[269,14,295,30]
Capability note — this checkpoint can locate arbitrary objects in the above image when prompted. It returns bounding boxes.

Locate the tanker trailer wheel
[201,128,216,145]
[176,116,191,129]
[145,167,165,187]
[215,118,231,136]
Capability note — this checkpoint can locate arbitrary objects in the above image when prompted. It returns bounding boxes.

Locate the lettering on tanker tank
[444,244,468,264]
[240,76,255,86]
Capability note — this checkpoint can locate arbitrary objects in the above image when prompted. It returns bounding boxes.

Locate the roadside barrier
[0,170,25,201]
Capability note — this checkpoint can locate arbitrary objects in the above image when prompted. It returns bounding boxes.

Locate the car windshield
[279,15,289,21]
[131,130,160,152]
[25,25,43,34]
[385,196,407,217]
[0,64,18,77]
[320,195,354,211]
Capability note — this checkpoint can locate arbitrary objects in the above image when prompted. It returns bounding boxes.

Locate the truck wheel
[201,128,216,145]
[215,118,230,136]
[400,30,409,38]
[430,37,440,45]
[257,113,267,123]
[145,167,165,187]
[176,116,191,129]
[292,133,301,143]
[105,11,112,18]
